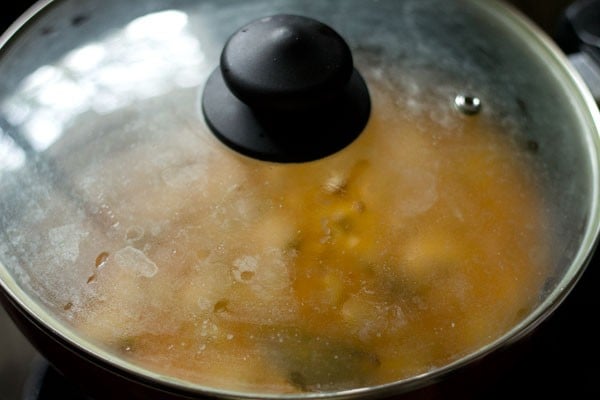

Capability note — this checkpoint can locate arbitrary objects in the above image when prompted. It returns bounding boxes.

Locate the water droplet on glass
[95,252,109,268]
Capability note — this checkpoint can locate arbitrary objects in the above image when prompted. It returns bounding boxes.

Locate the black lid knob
[202,14,371,163]
[221,15,354,112]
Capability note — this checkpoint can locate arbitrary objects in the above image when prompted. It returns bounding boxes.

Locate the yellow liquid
[73,79,551,394]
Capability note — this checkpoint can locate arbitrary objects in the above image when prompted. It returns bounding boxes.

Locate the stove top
[1,1,599,399]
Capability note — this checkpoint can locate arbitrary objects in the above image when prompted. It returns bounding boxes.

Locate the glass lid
[0,0,599,397]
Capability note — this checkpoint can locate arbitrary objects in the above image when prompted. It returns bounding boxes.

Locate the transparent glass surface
[0,0,598,397]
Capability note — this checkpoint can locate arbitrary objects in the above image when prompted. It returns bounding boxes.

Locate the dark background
[0,0,598,399]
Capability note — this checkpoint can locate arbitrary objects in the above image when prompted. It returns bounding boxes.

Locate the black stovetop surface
[1,1,599,399]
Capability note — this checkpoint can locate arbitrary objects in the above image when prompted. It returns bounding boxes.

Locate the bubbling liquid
[72,78,551,394]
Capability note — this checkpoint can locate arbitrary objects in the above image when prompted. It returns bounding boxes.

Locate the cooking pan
[0,0,599,398]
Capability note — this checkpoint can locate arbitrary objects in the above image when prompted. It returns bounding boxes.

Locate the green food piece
[260,327,380,392]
